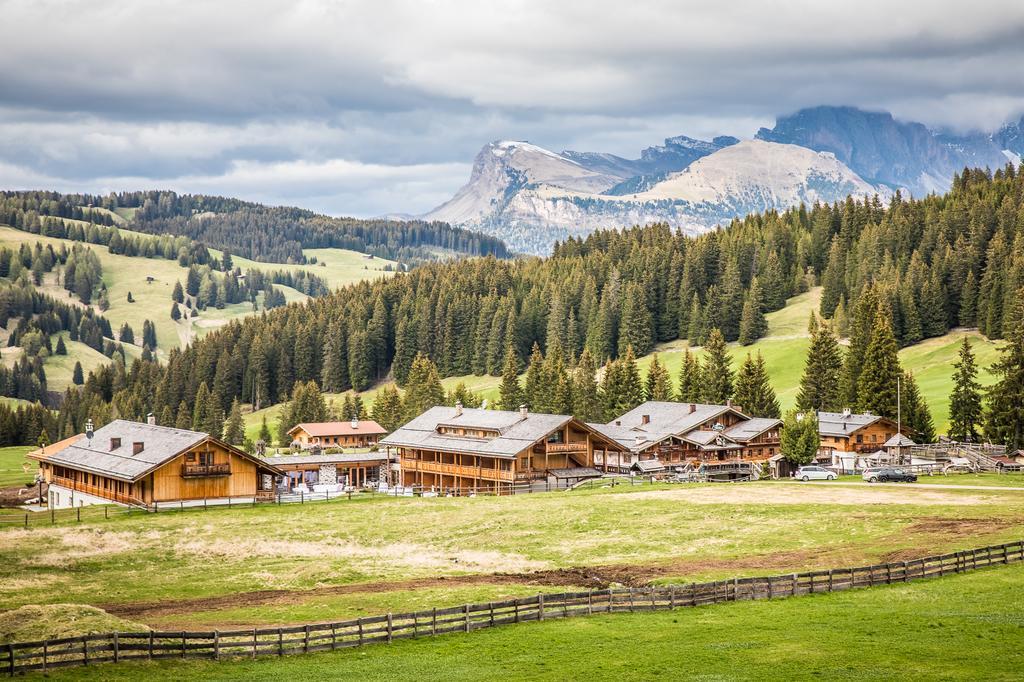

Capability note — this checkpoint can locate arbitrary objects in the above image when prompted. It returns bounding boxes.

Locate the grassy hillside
[30,562,1024,680]
[0,445,35,488]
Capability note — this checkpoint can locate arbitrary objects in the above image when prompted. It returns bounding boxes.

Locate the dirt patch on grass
[98,544,851,621]
[623,484,997,507]
[876,516,1024,562]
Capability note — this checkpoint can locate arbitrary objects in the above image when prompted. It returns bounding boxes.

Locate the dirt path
[807,481,1024,493]
[101,516,1022,621]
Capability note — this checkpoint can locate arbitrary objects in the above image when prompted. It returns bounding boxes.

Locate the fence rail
[3,539,1022,676]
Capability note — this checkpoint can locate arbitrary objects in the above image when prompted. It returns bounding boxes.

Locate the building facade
[816,410,906,455]
[380,405,627,493]
[589,401,782,471]
[287,419,387,449]
[260,452,387,491]
[31,419,281,508]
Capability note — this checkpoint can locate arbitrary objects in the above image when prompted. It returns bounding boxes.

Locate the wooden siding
[149,440,258,502]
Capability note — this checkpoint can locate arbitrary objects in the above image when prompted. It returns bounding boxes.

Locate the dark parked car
[864,467,917,483]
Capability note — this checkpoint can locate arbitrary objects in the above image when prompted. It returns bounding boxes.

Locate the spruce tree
[948,337,983,442]
[857,308,902,419]
[841,287,880,406]
[371,385,404,432]
[985,296,1024,449]
[618,282,652,356]
[522,343,548,412]
[571,349,601,422]
[402,353,445,421]
[734,352,780,418]
[172,280,184,303]
[170,303,181,321]
[700,329,733,404]
[644,353,673,401]
[900,371,934,444]
[498,346,523,411]
[258,415,272,445]
[796,319,844,412]
[175,400,191,430]
[72,361,84,385]
[224,398,245,445]
[676,349,702,403]
[620,346,644,412]
[55,335,67,355]
[737,278,767,345]
[192,382,212,432]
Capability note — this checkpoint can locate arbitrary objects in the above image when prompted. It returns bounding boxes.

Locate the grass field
[2,480,1023,633]
[0,446,34,488]
[24,561,1024,681]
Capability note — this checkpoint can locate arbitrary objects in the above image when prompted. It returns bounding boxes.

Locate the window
[199,451,214,466]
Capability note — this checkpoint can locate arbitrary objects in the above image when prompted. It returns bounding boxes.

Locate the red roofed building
[287,418,387,449]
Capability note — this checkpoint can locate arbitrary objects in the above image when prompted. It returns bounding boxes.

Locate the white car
[794,465,836,481]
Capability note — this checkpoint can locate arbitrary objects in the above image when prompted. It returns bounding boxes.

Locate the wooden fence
[4,539,1022,676]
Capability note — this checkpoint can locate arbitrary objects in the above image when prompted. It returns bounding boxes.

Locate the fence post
[589,590,595,615]
[214,631,220,660]
[42,641,47,673]
[464,605,471,632]
[82,635,88,665]
[181,631,186,658]
[386,615,393,643]
[304,625,310,653]
[76,507,81,523]
[539,593,546,620]
[253,629,258,658]
[6,643,13,677]
[734,577,740,600]
[113,632,119,663]
[669,586,675,609]
[104,506,108,520]
[278,628,283,656]
[629,588,635,612]
[358,618,364,646]
[432,608,438,634]
[903,561,909,582]
[23,514,27,529]
[489,602,495,627]
[148,631,153,660]
[51,507,54,524]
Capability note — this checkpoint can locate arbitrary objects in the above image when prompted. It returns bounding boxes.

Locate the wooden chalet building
[379,404,627,492]
[287,419,387,449]
[260,451,387,492]
[816,410,908,455]
[590,401,782,471]
[31,418,281,508]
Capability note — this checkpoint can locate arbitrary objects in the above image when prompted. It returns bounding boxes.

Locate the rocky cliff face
[755,106,1012,195]
[425,138,885,255]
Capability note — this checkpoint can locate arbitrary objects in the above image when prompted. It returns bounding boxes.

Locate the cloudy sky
[2,0,1023,217]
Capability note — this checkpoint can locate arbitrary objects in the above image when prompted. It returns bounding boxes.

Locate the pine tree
[734,352,780,418]
[700,329,733,404]
[900,371,934,444]
[55,335,67,355]
[371,385,404,432]
[949,337,983,442]
[985,295,1024,449]
[685,292,703,343]
[796,319,844,411]
[737,278,768,345]
[571,349,601,422]
[402,353,445,421]
[857,308,902,419]
[841,287,880,406]
[780,410,820,466]
[175,401,192,430]
[619,282,653,356]
[223,398,244,445]
[620,346,644,412]
[498,346,523,411]
[258,415,272,445]
[676,349,702,403]
[170,303,181,321]
[172,280,184,303]
[522,343,548,412]
[72,361,84,385]
[192,382,212,432]
[644,353,673,401]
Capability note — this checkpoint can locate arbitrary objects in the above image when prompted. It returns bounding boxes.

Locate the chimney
[726,399,732,408]
[147,412,156,426]
[455,401,463,417]
[615,420,622,426]
[634,435,644,448]
[842,407,851,418]
[85,418,94,444]
[132,442,145,455]
[110,437,121,451]
[520,404,528,419]
[641,414,650,425]
[350,415,358,429]
[689,404,696,414]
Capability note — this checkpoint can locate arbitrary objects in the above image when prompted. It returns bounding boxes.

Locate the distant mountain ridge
[424,105,1024,255]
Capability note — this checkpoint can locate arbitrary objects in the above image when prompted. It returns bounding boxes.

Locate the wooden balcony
[545,442,588,454]
[400,457,514,482]
[51,475,144,506]
[181,463,231,477]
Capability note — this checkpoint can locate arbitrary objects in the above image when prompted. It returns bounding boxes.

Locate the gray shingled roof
[380,406,576,458]
[816,411,884,437]
[260,452,388,468]
[723,418,782,442]
[883,433,915,448]
[44,420,209,481]
[593,401,745,452]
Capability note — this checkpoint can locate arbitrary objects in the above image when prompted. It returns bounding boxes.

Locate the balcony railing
[545,442,588,454]
[181,463,232,477]
[400,458,514,482]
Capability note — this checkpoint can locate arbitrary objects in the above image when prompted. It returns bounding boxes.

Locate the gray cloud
[1,0,1022,216]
